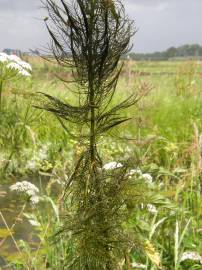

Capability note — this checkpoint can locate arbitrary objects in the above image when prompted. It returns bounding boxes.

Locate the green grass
[0,58,201,269]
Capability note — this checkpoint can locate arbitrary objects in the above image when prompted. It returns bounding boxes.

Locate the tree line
[129,44,202,61]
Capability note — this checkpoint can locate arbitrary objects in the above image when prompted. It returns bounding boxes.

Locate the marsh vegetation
[0,1,202,269]
[0,55,201,269]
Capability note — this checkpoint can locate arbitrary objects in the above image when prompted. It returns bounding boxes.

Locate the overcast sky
[0,0,201,53]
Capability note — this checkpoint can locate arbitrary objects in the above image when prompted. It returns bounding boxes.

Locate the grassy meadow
[0,58,202,269]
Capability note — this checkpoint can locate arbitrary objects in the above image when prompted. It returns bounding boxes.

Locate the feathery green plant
[39,0,141,269]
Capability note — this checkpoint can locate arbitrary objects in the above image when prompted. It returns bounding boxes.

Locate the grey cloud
[0,0,40,11]
[125,0,202,52]
[0,0,202,53]
[0,0,47,51]
[126,0,199,7]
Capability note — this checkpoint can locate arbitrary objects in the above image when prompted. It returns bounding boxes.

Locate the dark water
[0,184,40,269]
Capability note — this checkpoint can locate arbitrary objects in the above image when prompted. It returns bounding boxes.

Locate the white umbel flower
[180,251,202,264]
[30,195,40,206]
[128,168,142,176]
[7,54,21,62]
[18,61,32,71]
[0,52,9,59]
[131,262,146,269]
[147,204,158,214]
[0,54,8,63]
[28,219,41,227]
[10,181,39,206]
[103,161,123,170]
[10,181,39,194]
[0,52,32,78]
[18,69,31,77]
[7,62,23,72]
[142,173,153,184]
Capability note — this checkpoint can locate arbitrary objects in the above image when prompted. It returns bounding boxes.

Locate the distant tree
[130,44,202,60]
[166,47,177,58]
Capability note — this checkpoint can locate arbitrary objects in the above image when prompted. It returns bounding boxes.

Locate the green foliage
[0,51,201,269]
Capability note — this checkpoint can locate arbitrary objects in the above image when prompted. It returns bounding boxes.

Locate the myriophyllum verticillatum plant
[37,0,150,269]
[0,53,32,109]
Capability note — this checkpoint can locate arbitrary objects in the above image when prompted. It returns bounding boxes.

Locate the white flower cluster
[28,218,41,227]
[103,161,123,170]
[9,181,39,206]
[103,162,157,214]
[142,173,153,184]
[7,62,22,72]
[147,203,158,214]
[128,168,153,184]
[131,262,146,269]
[128,168,142,176]
[128,168,157,214]
[0,53,8,63]
[0,52,32,77]
[103,162,153,185]
[180,251,202,264]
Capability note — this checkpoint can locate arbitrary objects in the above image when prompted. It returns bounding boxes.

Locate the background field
[0,58,202,269]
